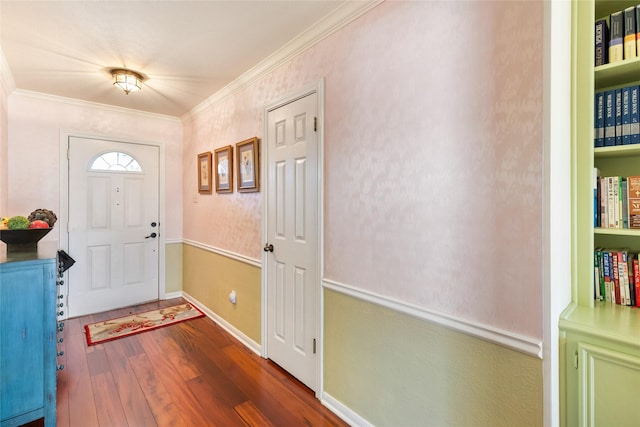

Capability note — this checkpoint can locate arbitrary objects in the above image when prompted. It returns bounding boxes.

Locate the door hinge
[573,350,578,369]
[314,117,317,132]
[313,338,317,354]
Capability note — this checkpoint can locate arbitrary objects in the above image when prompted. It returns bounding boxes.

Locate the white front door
[67,137,159,317]
[265,91,319,391]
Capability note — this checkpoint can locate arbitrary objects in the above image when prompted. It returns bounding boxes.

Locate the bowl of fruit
[0,209,57,252]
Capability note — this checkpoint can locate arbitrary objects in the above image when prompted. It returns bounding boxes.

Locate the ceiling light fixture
[111,69,143,95]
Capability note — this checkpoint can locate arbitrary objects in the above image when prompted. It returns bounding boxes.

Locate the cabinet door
[0,266,46,420]
[577,342,640,427]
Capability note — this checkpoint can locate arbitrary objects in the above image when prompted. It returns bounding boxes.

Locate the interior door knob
[264,243,274,252]
[145,232,157,239]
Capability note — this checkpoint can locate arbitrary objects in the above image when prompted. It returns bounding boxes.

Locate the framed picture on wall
[236,137,260,193]
[214,145,233,193]
[197,151,212,194]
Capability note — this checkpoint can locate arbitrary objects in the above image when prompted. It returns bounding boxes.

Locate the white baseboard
[322,392,374,427]
[181,291,262,356]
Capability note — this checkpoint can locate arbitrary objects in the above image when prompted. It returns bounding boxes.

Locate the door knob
[264,243,274,252]
[145,232,157,239]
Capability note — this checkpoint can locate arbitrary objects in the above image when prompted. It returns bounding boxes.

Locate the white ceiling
[0,1,370,117]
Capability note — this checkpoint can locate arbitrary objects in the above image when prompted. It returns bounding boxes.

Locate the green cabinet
[561,0,640,425]
[0,252,57,427]
[563,307,640,426]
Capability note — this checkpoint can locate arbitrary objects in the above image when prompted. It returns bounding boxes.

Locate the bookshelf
[560,1,640,425]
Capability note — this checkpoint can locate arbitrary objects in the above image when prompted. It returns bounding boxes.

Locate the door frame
[261,80,324,396]
[58,131,167,319]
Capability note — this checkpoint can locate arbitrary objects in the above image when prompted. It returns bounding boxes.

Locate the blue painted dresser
[0,244,57,427]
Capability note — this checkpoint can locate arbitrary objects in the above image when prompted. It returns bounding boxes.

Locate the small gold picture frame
[197,152,212,194]
[214,145,233,193]
[236,137,260,193]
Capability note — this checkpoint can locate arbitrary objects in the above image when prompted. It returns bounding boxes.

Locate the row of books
[593,172,640,229]
[595,5,640,66]
[594,86,640,147]
[594,248,640,306]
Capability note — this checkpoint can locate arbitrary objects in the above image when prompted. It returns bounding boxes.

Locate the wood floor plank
[195,340,302,426]
[136,331,214,426]
[151,325,201,381]
[86,345,110,377]
[63,318,100,427]
[180,316,235,349]
[102,338,157,427]
[90,372,129,427]
[128,352,189,427]
[187,345,248,408]
[185,375,247,427]
[223,345,345,426]
[234,401,276,427]
[57,298,348,427]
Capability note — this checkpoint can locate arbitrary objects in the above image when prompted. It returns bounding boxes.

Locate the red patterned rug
[84,302,205,346]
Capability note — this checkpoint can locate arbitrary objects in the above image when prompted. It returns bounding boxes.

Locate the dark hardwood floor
[55,298,348,427]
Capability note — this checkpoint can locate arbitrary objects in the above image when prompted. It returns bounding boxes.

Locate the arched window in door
[90,151,142,172]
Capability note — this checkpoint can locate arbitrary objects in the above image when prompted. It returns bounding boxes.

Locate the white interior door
[265,91,319,391]
[67,137,159,317]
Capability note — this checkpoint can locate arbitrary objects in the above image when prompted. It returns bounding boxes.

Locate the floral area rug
[84,302,205,346]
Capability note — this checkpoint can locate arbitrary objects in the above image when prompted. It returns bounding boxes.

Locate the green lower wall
[324,289,543,427]
[178,245,543,425]
[165,242,183,294]
[182,243,262,344]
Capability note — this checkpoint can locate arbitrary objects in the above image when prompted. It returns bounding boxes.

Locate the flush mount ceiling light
[111,69,143,95]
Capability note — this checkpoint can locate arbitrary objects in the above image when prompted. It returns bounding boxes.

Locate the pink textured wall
[7,94,184,239]
[0,83,7,216]
[183,1,543,338]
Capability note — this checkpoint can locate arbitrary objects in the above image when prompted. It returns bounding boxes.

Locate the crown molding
[10,89,181,123]
[184,0,383,120]
[0,48,16,95]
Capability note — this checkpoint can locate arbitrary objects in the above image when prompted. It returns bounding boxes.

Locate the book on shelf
[620,250,630,305]
[603,250,613,303]
[623,178,629,228]
[631,86,640,144]
[628,176,640,229]
[617,177,622,228]
[616,89,623,145]
[636,5,640,56]
[607,176,621,228]
[595,92,605,147]
[634,256,640,306]
[594,168,600,227]
[595,249,600,300]
[628,253,637,306]
[605,90,616,146]
[612,250,621,304]
[623,87,631,144]
[610,10,625,63]
[596,19,609,66]
[606,176,614,227]
[600,175,608,228]
[595,249,606,301]
[625,6,637,59]
[595,84,640,146]
[592,248,640,306]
